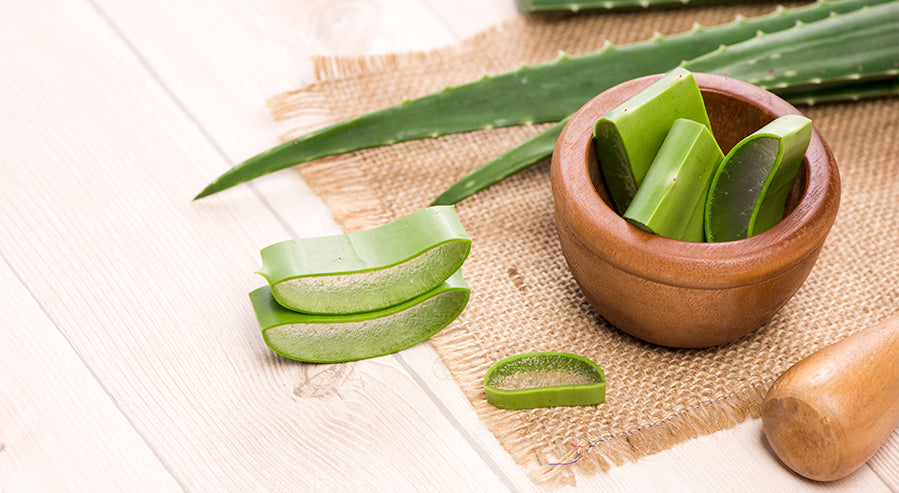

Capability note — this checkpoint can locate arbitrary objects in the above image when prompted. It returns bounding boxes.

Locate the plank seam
[393,351,520,492]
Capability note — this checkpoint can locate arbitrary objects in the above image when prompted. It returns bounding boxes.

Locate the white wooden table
[2,0,897,491]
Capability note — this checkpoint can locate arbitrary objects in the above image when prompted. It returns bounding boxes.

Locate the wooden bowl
[550,73,840,348]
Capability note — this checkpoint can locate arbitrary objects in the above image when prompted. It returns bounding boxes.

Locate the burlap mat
[270,3,898,485]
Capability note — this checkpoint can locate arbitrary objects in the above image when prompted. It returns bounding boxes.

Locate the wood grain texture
[1,0,896,490]
[0,257,183,492]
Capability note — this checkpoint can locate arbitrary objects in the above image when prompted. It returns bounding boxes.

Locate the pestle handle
[762,311,899,481]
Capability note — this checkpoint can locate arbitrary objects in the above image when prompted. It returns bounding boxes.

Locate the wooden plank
[867,425,899,489]
[0,257,182,491]
[0,0,518,490]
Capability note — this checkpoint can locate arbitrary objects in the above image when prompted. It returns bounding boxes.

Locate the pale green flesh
[251,272,470,363]
[269,241,469,314]
[623,119,724,242]
[594,68,712,212]
[257,206,470,314]
[705,115,813,242]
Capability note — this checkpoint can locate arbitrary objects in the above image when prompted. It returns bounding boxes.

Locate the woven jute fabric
[270,3,899,484]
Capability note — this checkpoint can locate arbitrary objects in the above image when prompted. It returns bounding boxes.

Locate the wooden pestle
[762,311,899,481]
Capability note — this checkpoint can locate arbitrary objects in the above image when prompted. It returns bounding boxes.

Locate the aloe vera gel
[250,206,472,362]
[594,69,811,242]
[258,206,470,314]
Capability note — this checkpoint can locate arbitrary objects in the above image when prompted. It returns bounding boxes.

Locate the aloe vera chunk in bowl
[705,114,813,242]
[593,67,712,213]
[257,206,470,314]
[623,118,724,242]
[483,352,606,409]
[251,271,470,363]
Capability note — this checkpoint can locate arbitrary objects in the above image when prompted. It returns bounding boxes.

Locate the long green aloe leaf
[431,119,567,206]
[195,0,892,199]
[435,2,898,205]
[684,2,899,91]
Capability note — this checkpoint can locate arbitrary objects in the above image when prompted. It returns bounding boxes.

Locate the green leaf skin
[483,352,606,409]
[594,68,712,213]
[431,119,567,206]
[251,271,470,363]
[194,0,890,199]
[257,206,470,314]
[705,114,813,242]
[623,119,724,242]
[684,2,899,93]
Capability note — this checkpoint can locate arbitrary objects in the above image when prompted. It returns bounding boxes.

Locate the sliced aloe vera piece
[257,206,470,314]
[251,271,470,363]
[483,352,606,409]
[594,68,712,213]
[705,114,813,242]
[623,119,724,242]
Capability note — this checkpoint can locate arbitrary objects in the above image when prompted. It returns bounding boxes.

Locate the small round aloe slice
[483,352,606,409]
[705,115,812,242]
[250,271,470,363]
[257,206,470,314]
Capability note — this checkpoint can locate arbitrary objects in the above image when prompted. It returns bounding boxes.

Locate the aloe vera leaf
[517,0,749,14]
[684,2,899,93]
[704,114,813,242]
[483,352,606,409]
[194,0,889,200]
[622,119,724,242]
[251,271,469,363]
[595,68,712,212]
[430,120,567,206]
[257,206,470,314]
[780,77,899,105]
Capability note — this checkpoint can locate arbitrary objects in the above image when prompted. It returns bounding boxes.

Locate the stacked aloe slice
[595,68,812,242]
[250,206,472,362]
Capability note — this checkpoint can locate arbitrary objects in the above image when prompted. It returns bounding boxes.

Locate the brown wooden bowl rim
[551,73,841,289]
